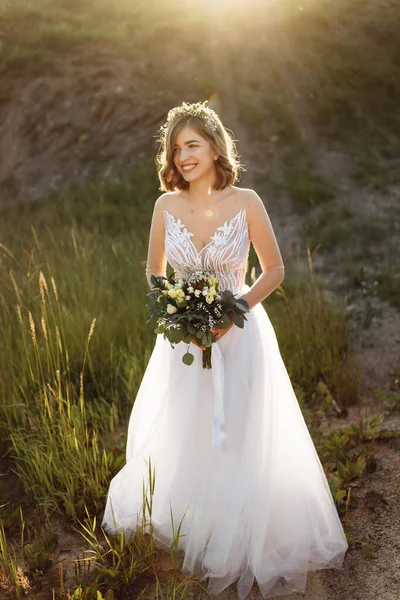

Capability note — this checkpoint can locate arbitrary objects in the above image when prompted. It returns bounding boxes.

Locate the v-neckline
[164,208,246,256]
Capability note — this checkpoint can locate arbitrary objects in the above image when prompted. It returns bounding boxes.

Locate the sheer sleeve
[241,191,285,310]
[145,197,167,289]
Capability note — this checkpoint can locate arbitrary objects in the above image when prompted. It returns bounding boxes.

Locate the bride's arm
[145,196,168,289]
[240,191,285,310]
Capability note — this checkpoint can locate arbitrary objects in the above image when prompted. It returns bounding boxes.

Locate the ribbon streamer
[211,342,227,451]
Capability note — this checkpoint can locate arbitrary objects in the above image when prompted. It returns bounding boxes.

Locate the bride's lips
[181,163,197,173]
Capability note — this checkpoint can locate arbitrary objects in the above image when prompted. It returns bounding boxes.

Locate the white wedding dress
[102,207,348,599]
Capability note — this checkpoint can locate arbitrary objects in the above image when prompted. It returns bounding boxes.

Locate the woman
[102,101,348,599]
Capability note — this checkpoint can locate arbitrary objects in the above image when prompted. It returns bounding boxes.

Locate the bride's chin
[182,173,200,182]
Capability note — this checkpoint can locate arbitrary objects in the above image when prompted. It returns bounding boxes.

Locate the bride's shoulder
[232,187,264,211]
[154,191,182,212]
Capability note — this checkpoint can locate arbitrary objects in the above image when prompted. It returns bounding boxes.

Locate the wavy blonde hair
[155,105,244,192]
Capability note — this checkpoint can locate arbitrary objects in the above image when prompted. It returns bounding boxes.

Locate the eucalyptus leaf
[236,299,249,311]
[182,352,194,366]
[169,328,182,342]
[232,313,244,328]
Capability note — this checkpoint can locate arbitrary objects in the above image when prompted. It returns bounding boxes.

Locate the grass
[0,163,360,484]
[265,248,361,407]
[0,520,32,598]
[279,0,400,151]
[0,164,382,597]
[0,0,213,74]
[226,0,400,209]
[0,460,211,599]
[301,200,400,322]
[303,202,391,255]
[239,95,336,213]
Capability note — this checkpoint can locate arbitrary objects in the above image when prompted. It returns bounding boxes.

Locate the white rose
[185,295,191,300]
[188,286,194,293]
[194,289,201,297]
[166,304,177,314]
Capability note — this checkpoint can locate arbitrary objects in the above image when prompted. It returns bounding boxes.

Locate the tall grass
[0,169,361,520]
[0,521,31,598]
[0,171,158,517]
[0,170,363,598]
[264,247,361,407]
[75,460,209,598]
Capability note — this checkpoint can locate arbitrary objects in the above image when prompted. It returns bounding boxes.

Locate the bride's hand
[191,316,233,350]
[211,319,233,344]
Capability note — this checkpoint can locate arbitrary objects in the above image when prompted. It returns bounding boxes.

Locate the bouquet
[146,270,249,369]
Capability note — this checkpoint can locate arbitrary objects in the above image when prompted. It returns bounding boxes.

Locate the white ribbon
[211,342,227,451]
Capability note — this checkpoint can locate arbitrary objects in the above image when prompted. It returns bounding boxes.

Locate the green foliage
[147,272,249,368]
[337,455,367,486]
[282,0,400,152]
[73,461,208,599]
[324,432,352,464]
[267,251,359,405]
[328,476,347,507]
[304,204,392,256]
[322,409,398,515]
[376,380,400,412]
[283,158,335,214]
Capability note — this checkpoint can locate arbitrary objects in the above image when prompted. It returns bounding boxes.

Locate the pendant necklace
[188,187,217,216]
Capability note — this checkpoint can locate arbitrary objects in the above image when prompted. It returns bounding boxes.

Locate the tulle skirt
[101,283,348,599]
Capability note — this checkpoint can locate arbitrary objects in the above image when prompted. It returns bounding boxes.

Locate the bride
[102,101,348,599]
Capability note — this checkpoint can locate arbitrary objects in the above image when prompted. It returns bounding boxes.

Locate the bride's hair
[155,103,244,192]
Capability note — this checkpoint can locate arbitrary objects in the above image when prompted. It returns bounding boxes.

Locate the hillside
[1,0,399,382]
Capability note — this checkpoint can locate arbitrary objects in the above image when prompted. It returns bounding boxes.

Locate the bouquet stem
[202,347,212,369]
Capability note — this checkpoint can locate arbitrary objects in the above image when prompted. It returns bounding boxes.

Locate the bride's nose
[180,148,191,161]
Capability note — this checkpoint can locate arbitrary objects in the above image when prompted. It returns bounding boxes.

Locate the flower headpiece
[160,101,219,134]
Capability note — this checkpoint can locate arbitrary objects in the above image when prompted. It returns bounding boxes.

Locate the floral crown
[159,101,219,134]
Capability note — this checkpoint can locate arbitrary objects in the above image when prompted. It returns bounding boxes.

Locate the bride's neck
[188,174,218,204]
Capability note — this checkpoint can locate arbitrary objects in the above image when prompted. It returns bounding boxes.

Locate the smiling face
[172,126,217,186]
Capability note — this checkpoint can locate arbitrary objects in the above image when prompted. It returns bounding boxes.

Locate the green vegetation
[303,201,400,314]
[0,166,363,596]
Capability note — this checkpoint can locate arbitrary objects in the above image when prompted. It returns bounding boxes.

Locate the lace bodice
[163,208,250,294]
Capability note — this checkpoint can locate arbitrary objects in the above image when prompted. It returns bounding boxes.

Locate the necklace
[188,189,213,215]
[187,187,233,216]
